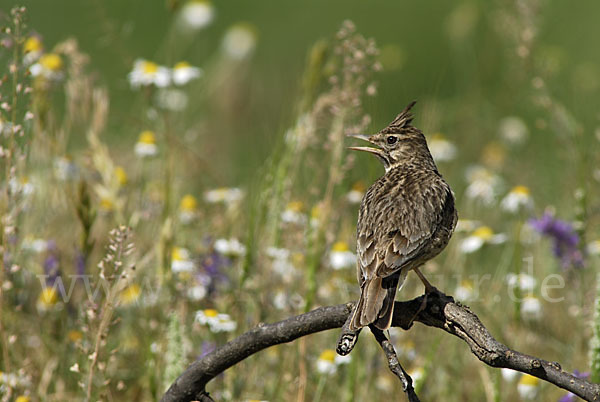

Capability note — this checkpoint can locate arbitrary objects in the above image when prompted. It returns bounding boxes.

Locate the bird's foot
[336,332,360,356]
[406,293,430,327]
[337,312,362,356]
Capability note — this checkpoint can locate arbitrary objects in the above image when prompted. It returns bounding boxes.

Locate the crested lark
[347,101,457,331]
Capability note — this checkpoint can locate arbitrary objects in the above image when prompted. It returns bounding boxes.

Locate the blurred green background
[18,0,600,190]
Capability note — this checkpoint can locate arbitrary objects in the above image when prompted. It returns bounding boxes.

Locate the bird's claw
[336,333,358,356]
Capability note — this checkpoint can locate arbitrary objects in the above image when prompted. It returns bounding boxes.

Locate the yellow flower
[204,309,218,318]
[287,201,304,212]
[481,142,506,169]
[142,61,158,74]
[310,205,322,220]
[39,53,63,71]
[68,330,83,342]
[138,130,156,144]
[472,226,494,241]
[115,166,128,186]
[180,194,198,211]
[519,374,539,386]
[24,36,42,54]
[37,287,61,312]
[99,197,115,212]
[319,349,336,362]
[29,53,64,80]
[39,287,58,306]
[135,130,158,157]
[15,396,30,402]
[120,284,141,305]
[174,61,191,69]
[512,185,530,196]
[332,241,349,252]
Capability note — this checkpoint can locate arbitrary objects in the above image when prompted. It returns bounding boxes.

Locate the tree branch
[161,291,600,402]
[370,326,420,402]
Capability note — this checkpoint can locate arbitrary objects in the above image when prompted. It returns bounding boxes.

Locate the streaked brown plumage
[348,101,457,331]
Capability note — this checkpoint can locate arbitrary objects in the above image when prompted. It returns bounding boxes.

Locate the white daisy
[54,156,79,181]
[316,350,337,375]
[23,36,43,65]
[428,133,457,162]
[171,247,196,273]
[134,130,158,157]
[464,165,503,205]
[128,59,170,88]
[588,239,600,256]
[501,185,533,213]
[517,374,539,399]
[204,187,244,205]
[454,219,481,233]
[460,226,507,254]
[172,61,202,85]
[499,116,529,145]
[214,238,246,257]
[501,368,520,382]
[346,182,365,204]
[506,273,537,293]
[195,309,237,332]
[179,194,199,224]
[155,88,189,111]
[281,201,307,225]
[455,279,475,302]
[265,247,297,279]
[521,296,542,321]
[180,0,215,30]
[222,23,257,60]
[329,241,357,270]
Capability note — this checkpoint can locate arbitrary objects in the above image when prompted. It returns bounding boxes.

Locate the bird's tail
[349,274,400,331]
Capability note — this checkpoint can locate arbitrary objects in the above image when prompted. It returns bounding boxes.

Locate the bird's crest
[382,101,417,133]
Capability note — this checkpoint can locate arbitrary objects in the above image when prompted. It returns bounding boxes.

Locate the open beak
[347,134,383,157]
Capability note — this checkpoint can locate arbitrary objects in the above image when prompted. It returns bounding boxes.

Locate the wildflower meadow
[1,1,600,401]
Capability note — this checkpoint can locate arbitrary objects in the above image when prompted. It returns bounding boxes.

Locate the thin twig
[370,326,420,402]
[161,292,600,402]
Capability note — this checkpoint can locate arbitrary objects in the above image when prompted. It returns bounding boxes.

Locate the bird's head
[348,101,434,172]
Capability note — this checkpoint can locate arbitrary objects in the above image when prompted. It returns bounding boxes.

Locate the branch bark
[161,291,600,402]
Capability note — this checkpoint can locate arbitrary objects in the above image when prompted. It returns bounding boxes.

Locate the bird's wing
[357,170,452,282]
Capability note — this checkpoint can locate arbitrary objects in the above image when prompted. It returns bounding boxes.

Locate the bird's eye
[386,136,397,145]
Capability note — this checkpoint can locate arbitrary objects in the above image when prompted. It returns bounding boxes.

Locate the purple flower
[43,241,61,286]
[199,341,216,358]
[529,212,584,269]
[75,250,86,277]
[558,370,589,401]
[200,251,230,295]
